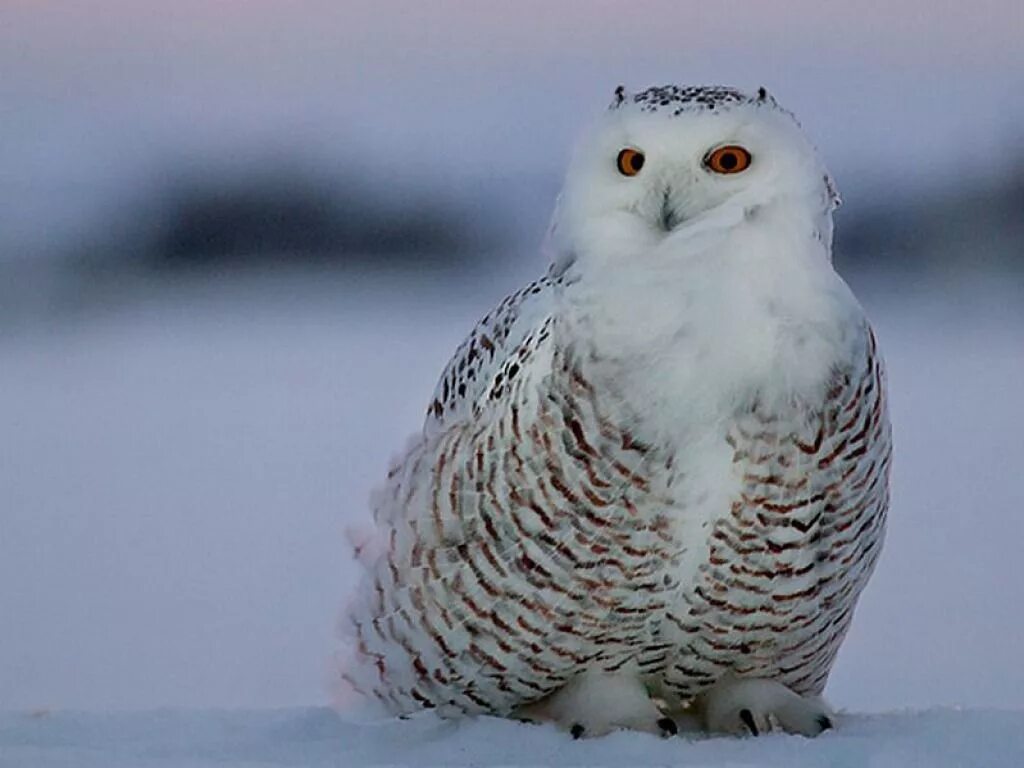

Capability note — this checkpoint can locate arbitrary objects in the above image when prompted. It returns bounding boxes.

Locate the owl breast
[648,328,891,702]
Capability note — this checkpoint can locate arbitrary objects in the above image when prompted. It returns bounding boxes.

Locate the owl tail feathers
[330,646,395,725]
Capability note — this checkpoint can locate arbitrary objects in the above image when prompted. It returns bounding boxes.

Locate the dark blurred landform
[1,154,1021,327]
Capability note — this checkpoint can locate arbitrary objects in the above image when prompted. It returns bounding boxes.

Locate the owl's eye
[704,145,752,175]
[616,148,645,176]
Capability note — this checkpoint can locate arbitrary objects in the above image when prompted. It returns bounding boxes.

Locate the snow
[1,707,1023,767]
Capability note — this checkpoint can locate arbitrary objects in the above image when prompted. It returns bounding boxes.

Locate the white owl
[340,84,891,739]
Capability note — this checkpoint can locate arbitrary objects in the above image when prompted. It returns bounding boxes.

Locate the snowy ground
[2,264,1023,763]
[2,707,1023,767]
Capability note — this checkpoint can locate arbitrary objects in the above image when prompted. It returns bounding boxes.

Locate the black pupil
[719,151,739,170]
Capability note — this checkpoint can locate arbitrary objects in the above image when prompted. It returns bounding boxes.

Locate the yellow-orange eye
[616,148,645,176]
[704,145,752,175]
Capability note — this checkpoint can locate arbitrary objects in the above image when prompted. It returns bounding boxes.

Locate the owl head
[548,85,840,274]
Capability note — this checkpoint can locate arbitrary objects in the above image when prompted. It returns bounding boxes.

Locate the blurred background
[2,1,1022,714]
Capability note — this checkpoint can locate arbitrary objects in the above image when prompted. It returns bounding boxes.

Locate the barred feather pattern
[341,307,891,716]
[653,327,891,701]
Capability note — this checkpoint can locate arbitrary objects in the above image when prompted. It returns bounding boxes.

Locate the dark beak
[660,188,678,231]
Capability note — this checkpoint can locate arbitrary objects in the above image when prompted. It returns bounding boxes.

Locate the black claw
[570,723,585,740]
[657,716,678,736]
[817,715,834,732]
[739,708,759,736]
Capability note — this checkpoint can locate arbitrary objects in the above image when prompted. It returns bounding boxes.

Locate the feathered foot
[513,671,673,739]
[696,677,834,737]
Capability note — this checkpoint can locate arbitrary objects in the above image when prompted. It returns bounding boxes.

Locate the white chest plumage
[555,202,890,703]
[640,330,891,703]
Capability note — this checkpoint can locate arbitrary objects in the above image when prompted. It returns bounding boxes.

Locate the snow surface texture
[0,707,1022,768]
[2,707,1023,768]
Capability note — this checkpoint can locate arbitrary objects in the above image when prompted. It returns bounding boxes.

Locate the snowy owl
[340,84,891,739]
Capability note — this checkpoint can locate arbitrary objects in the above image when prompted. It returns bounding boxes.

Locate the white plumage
[340,84,891,738]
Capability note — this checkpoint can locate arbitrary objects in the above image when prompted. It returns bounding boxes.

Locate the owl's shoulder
[424,273,560,436]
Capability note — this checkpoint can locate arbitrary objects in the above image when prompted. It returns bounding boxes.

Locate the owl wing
[423,274,558,438]
[342,273,574,714]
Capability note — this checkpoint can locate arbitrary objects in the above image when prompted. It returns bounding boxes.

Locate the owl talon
[738,708,759,736]
[657,716,678,736]
[570,723,585,739]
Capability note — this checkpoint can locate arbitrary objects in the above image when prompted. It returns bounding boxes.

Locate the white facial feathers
[550,85,839,270]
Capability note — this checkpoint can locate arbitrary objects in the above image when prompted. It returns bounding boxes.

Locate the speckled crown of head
[610,84,776,115]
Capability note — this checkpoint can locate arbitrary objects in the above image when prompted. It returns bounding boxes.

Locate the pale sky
[1,1,1022,258]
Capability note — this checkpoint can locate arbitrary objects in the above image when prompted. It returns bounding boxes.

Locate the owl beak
[660,189,680,232]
